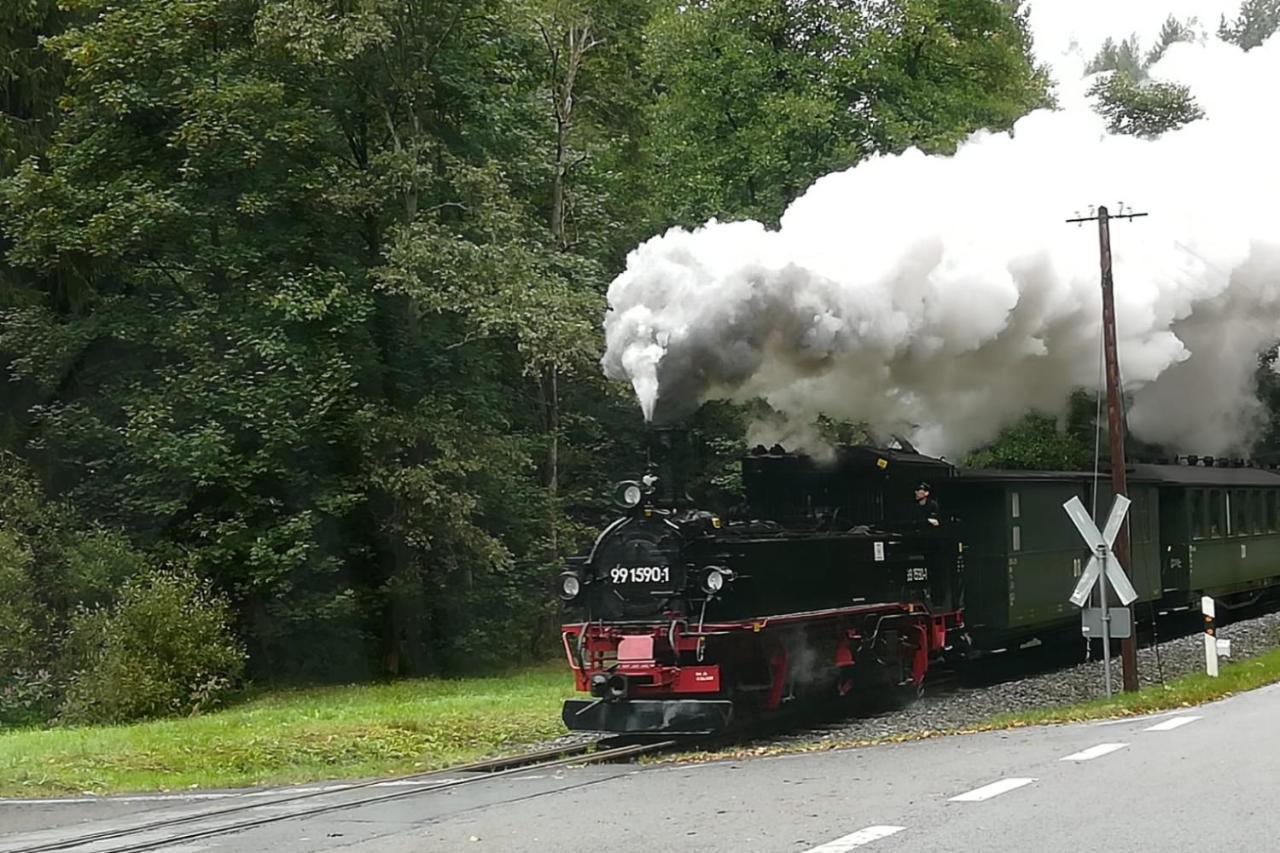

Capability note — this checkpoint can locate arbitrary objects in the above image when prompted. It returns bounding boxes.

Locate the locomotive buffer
[1063,495,1139,697]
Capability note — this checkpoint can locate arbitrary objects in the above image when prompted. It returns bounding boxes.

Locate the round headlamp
[612,480,644,509]
[703,568,726,594]
[559,572,582,601]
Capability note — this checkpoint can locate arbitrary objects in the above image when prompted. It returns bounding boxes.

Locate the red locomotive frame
[562,602,963,733]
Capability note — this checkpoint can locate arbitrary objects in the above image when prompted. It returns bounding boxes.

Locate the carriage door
[1158,487,1191,596]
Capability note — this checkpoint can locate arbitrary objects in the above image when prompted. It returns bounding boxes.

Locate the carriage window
[1191,491,1205,540]
[1253,491,1265,534]
[1011,491,1020,519]
[1269,491,1278,533]
[1209,490,1224,537]
[1011,525,1021,551]
[1235,490,1248,536]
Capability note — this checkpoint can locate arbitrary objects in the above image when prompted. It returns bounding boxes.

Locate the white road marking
[804,825,905,852]
[949,777,1036,802]
[1145,715,1202,731]
[1060,742,1129,761]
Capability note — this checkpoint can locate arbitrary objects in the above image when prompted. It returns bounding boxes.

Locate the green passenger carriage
[943,461,1280,650]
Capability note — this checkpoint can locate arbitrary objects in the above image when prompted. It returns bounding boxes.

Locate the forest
[2,0,1277,726]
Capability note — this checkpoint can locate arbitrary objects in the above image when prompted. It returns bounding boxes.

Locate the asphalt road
[4,683,1278,853]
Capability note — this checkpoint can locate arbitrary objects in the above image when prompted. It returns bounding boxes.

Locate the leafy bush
[0,535,57,726]
[59,569,246,724]
[0,669,59,727]
[56,529,150,608]
[0,530,45,675]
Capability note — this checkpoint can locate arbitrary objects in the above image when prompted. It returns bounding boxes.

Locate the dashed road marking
[1145,715,1202,731]
[1061,742,1129,761]
[804,825,905,852]
[949,777,1036,802]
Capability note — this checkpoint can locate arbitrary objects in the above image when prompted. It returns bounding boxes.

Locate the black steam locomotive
[557,437,965,734]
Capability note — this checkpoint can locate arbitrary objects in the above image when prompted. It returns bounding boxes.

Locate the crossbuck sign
[1062,495,1139,607]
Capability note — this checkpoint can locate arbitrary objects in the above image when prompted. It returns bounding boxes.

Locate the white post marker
[1202,596,1218,678]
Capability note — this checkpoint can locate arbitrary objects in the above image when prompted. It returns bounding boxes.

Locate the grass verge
[979,646,1280,729]
[0,663,576,798]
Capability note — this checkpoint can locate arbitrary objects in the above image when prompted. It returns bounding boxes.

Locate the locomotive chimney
[647,426,693,508]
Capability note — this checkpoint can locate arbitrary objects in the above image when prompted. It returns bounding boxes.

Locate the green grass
[11,650,1279,798]
[979,647,1280,730]
[0,663,577,798]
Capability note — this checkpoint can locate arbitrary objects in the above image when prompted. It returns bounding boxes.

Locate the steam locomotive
[557,435,964,734]
[558,433,1280,734]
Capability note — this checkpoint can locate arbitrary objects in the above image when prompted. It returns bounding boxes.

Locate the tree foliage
[0,0,1054,717]
[1090,73,1204,138]
[0,452,156,724]
[1219,0,1280,50]
[1085,19,1203,138]
[642,0,1049,225]
[962,393,1097,471]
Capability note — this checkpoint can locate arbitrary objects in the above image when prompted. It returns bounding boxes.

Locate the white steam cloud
[602,26,1280,456]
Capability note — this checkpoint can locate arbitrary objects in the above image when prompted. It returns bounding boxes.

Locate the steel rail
[6,738,674,853]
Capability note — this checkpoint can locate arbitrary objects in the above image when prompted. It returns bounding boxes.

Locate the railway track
[4,737,677,853]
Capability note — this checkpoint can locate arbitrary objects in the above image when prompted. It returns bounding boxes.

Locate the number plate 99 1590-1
[610,565,671,584]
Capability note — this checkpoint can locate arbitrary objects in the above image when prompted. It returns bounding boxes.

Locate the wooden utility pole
[1067,204,1148,693]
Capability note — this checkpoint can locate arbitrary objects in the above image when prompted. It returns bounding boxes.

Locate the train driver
[913,482,941,528]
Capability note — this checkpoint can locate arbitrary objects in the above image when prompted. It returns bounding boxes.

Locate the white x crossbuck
[1062,495,1139,607]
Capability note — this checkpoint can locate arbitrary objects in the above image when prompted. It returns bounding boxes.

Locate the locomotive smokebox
[647,425,693,508]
